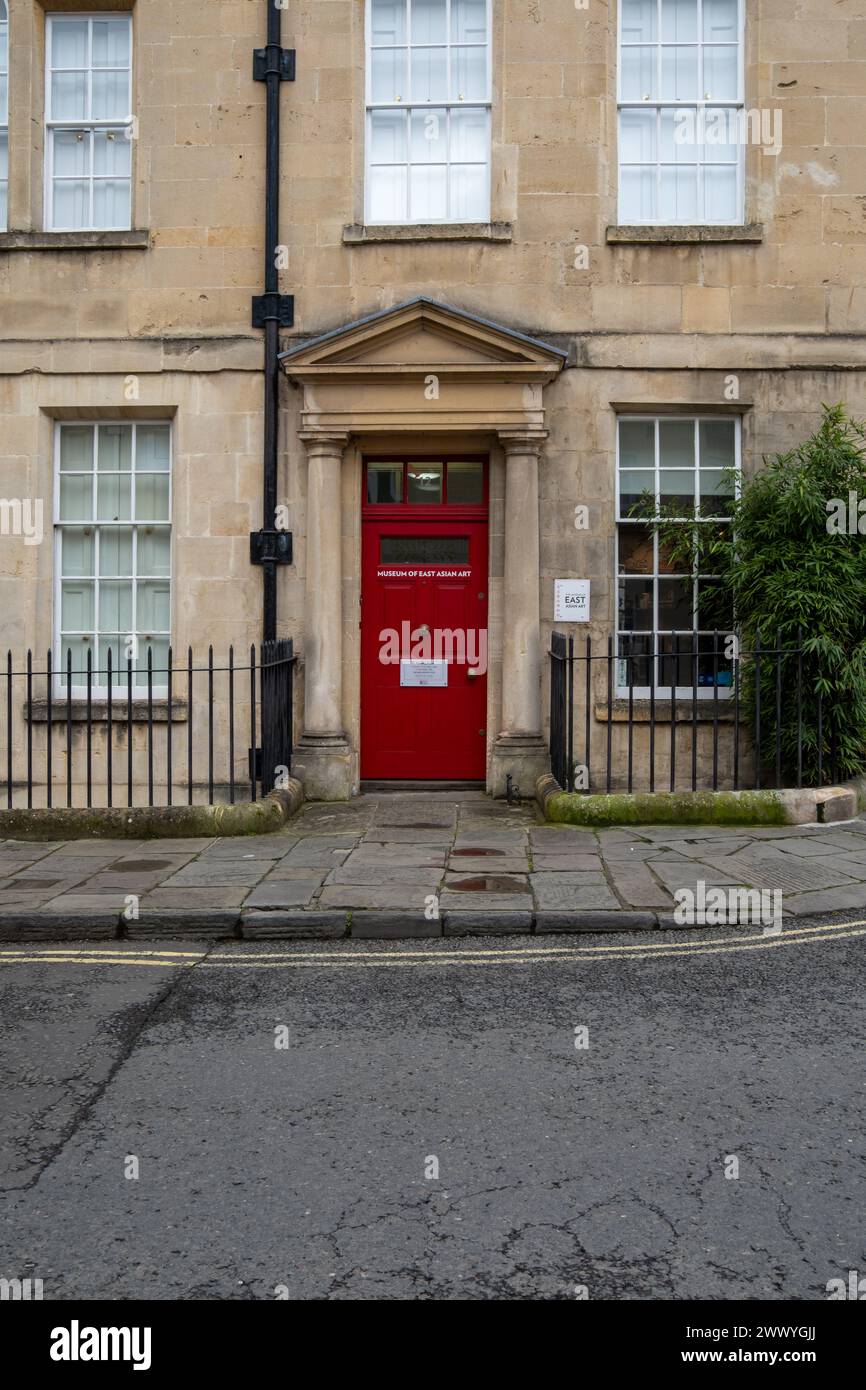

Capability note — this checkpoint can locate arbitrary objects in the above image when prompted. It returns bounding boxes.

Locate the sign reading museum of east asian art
[553,580,590,623]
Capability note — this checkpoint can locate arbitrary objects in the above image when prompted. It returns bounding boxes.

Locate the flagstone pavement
[2,792,866,939]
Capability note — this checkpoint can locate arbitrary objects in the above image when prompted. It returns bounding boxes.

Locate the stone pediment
[279,297,566,383]
[279,297,566,438]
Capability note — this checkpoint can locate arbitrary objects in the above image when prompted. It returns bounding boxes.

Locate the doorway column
[293,432,353,799]
[490,431,550,797]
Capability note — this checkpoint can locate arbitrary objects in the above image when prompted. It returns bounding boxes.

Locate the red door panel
[361,520,488,779]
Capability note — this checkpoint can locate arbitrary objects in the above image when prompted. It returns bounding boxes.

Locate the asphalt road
[1,912,864,1301]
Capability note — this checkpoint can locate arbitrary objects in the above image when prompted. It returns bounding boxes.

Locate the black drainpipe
[249,1,296,641]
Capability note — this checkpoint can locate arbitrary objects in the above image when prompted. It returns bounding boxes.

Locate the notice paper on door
[400,659,448,687]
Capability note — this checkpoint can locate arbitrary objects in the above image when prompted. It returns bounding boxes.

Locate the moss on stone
[545,789,788,828]
[0,784,303,841]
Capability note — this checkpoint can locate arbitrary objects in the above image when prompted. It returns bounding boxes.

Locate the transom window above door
[365,459,485,505]
[365,0,491,224]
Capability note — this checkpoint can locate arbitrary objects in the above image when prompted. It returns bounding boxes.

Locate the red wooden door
[361,520,488,779]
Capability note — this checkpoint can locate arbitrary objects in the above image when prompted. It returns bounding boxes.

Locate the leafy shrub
[634,405,866,785]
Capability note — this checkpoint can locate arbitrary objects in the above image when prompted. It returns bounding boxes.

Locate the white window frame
[44,12,133,232]
[0,0,8,232]
[617,0,745,226]
[615,414,741,698]
[53,421,173,697]
[365,0,492,225]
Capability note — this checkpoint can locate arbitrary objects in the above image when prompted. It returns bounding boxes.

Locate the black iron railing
[549,630,838,795]
[1,639,295,810]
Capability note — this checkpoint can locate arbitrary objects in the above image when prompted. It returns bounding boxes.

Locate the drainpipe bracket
[250,529,293,566]
[253,46,296,83]
[252,293,295,328]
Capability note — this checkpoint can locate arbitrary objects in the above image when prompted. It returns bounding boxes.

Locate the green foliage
[633,405,866,785]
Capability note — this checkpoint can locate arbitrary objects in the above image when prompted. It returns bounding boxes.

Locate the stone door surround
[280,297,566,799]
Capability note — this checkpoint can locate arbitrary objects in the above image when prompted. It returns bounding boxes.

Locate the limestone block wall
[277,0,866,339]
[1,0,865,797]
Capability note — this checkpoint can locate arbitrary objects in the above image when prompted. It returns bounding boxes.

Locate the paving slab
[41,892,131,913]
[443,872,530,892]
[279,839,356,866]
[604,862,674,909]
[244,879,323,909]
[326,863,443,887]
[131,837,217,853]
[814,852,866,881]
[664,839,754,859]
[12,852,119,872]
[0,839,66,852]
[196,838,294,860]
[723,850,857,893]
[139,886,249,909]
[160,862,271,887]
[361,827,454,844]
[438,891,533,912]
[446,855,529,873]
[649,860,752,890]
[529,853,604,871]
[600,843,672,861]
[75,875,174,896]
[319,884,436,911]
[781,883,866,916]
[452,831,527,850]
[0,889,72,907]
[798,830,866,852]
[259,865,330,884]
[530,874,619,911]
[774,837,844,858]
[4,866,94,886]
[344,845,448,867]
[47,840,148,855]
[373,810,456,828]
[528,826,596,845]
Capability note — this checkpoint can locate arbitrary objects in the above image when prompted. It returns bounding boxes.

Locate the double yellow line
[0,917,864,970]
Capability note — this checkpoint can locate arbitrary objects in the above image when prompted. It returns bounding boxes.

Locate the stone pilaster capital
[299,431,350,459]
[497,430,548,459]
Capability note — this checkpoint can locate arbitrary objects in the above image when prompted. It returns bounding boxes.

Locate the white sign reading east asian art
[554,579,590,623]
[400,659,448,688]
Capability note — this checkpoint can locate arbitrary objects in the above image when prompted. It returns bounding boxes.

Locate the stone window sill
[595,701,738,724]
[27,699,188,724]
[343,221,512,244]
[0,230,150,252]
[606,223,763,245]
